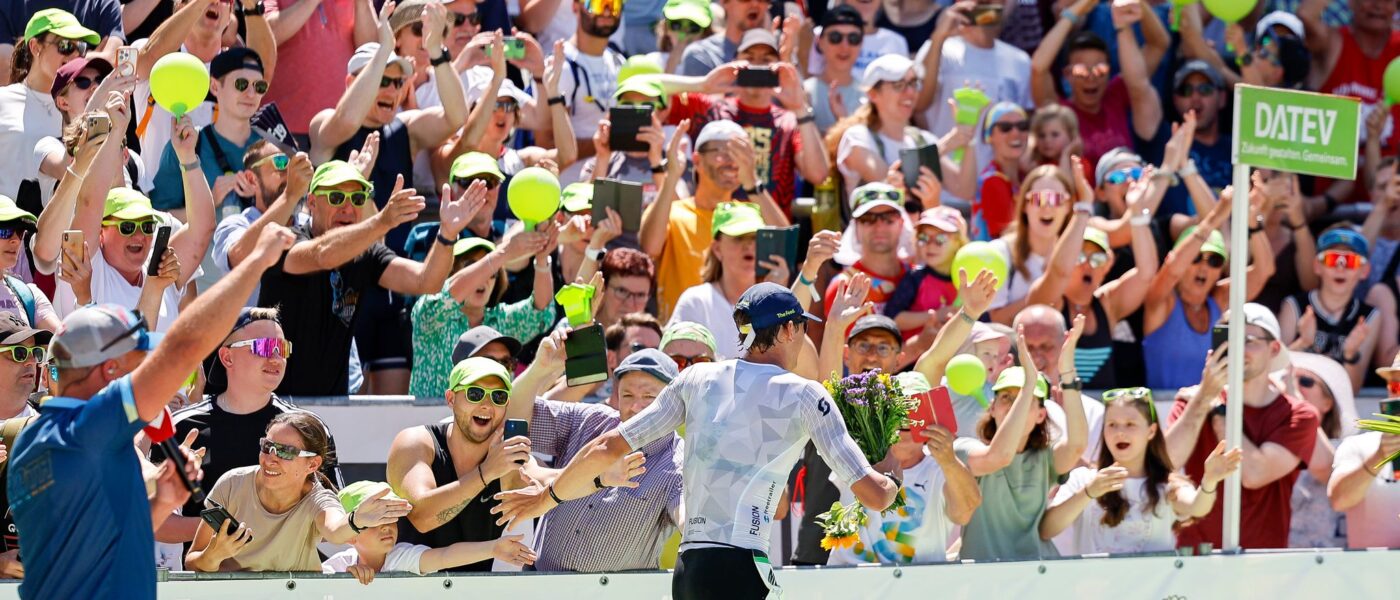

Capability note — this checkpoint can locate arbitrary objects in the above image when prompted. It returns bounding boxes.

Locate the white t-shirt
[321,542,430,575]
[1045,392,1105,465]
[557,42,623,185]
[988,237,1044,310]
[1334,432,1400,548]
[836,124,932,195]
[1050,467,1184,555]
[827,450,953,565]
[52,214,200,332]
[0,82,62,200]
[131,40,216,191]
[806,27,909,80]
[33,137,146,205]
[913,35,1033,165]
[668,282,739,360]
[0,276,56,327]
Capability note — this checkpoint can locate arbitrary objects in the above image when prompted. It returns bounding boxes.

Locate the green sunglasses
[313,189,373,207]
[0,345,45,364]
[456,385,510,406]
[1101,387,1157,422]
[101,219,158,236]
[252,153,290,171]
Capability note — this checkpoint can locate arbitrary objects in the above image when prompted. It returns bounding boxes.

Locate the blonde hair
[1030,105,1081,163]
[1008,165,1074,278]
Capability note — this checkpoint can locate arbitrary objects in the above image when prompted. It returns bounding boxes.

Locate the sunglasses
[620,99,662,110]
[586,0,623,15]
[494,99,519,112]
[882,78,921,93]
[1079,251,1109,268]
[855,189,902,206]
[1318,251,1366,270]
[52,38,88,56]
[70,75,99,90]
[824,30,864,46]
[452,176,499,191]
[669,353,713,369]
[451,11,481,27]
[98,312,151,353]
[1105,167,1143,185]
[0,345,45,364]
[232,77,270,94]
[313,189,373,206]
[1026,189,1067,208]
[251,153,289,171]
[1101,387,1157,422]
[991,120,1030,134]
[228,337,293,359]
[856,210,901,226]
[457,385,510,406]
[1297,374,1317,389]
[916,232,950,246]
[668,20,704,35]
[259,437,318,460]
[0,227,25,240]
[380,76,406,89]
[102,219,158,236]
[1174,82,1219,98]
[1193,253,1226,268]
[1069,62,1110,79]
[609,285,649,303]
[630,341,656,353]
[852,341,897,357]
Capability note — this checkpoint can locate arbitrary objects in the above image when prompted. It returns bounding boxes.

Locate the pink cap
[917,206,967,237]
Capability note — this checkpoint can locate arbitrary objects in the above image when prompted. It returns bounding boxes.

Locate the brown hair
[601,247,655,281]
[976,394,1053,452]
[605,312,664,352]
[1007,165,1074,278]
[731,308,798,354]
[453,248,508,304]
[8,35,40,84]
[267,412,338,491]
[1030,105,1081,163]
[1095,396,1177,527]
[824,103,882,181]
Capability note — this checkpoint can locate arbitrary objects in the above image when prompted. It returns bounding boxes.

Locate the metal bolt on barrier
[443,578,453,589]
[1175,559,1184,569]
[286,580,296,590]
[1315,555,1324,565]
[892,568,902,579]
[1038,565,1046,574]
[600,575,610,586]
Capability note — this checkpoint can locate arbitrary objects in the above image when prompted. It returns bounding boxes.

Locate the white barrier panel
[0,549,1392,599]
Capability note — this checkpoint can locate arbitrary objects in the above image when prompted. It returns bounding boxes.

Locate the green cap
[1084,227,1111,253]
[309,160,372,194]
[711,202,764,238]
[104,187,160,221]
[663,0,713,29]
[660,321,717,354]
[561,183,594,213]
[447,356,513,392]
[1174,226,1228,261]
[991,368,1050,399]
[450,152,505,182]
[617,57,664,87]
[894,371,932,396]
[0,195,38,230]
[338,481,404,514]
[614,76,667,108]
[24,9,100,45]
[452,237,496,257]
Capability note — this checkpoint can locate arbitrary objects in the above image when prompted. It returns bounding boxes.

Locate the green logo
[776,309,796,319]
[1232,85,1361,180]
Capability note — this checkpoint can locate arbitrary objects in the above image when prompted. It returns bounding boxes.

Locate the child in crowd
[883,207,968,340]
[1279,227,1382,391]
[1022,105,1084,181]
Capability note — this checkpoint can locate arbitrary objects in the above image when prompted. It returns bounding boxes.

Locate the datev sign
[1232,84,1361,180]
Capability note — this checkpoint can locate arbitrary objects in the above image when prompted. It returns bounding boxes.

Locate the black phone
[608,105,653,153]
[899,143,943,191]
[200,501,248,541]
[755,225,799,280]
[736,67,780,88]
[593,178,644,233]
[968,4,1004,26]
[503,419,529,464]
[564,323,609,387]
[146,224,172,277]
[1211,324,1229,358]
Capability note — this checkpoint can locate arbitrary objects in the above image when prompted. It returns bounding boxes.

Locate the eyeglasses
[629,341,656,353]
[823,30,864,46]
[313,189,373,206]
[1297,374,1317,389]
[495,99,519,112]
[881,78,921,93]
[851,341,897,357]
[620,99,662,110]
[1078,251,1109,269]
[259,437,318,460]
[1101,387,1157,422]
[52,38,88,56]
[586,0,623,15]
[609,285,649,303]
[1318,251,1367,270]
[457,385,510,406]
[0,345,45,364]
[251,153,289,171]
[0,227,25,240]
[668,20,704,35]
[916,232,950,246]
[1025,189,1067,208]
[1105,167,1143,185]
[452,176,499,191]
[380,76,406,89]
[1193,253,1226,268]
[1068,62,1110,80]
[227,337,293,359]
[451,11,481,27]
[1174,82,1218,98]
[232,77,270,94]
[991,120,1030,134]
[101,219,158,236]
[669,353,712,369]
[856,210,901,226]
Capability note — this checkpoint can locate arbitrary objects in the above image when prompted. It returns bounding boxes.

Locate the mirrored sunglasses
[314,189,373,206]
[0,227,26,240]
[252,153,289,171]
[259,437,318,460]
[1026,189,1067,208]
[916,232,950,246]
[1318,251,1366,270]
[458,385,510,406]
[669,353,713,370]
[1105,167,1143,185]
[1078,251,1109,268]
[53,38,88,56]
[669,19,704,35]
[228,337,293,359]
[586,0,623,15]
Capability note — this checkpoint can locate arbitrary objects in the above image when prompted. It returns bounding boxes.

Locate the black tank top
[335,120,414,254]
[1062,296,1118,390]
[1285,291,1376,364]
[396,423,504,571]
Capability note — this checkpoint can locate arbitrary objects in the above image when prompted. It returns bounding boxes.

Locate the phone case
[1211,325,1229,356]
[908,387,957,441]
[146,225,172,277]
[117,48,138,78]
[607,106,652,153]
[504,419,529,439]
[755,226,798,279]
[565,324,609,387]
[736,68,779,88]
[593,179,644,232]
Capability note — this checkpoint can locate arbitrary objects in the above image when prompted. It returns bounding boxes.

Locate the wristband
[593,475,606,490]
[958,310,976,325]
[436,232,457,246]
[181,159,201,172]
[65,166,82,180]
[797,272,815,287]
[1201,483,1218,494]
[238,1,266,16]
[348,510,366,533]
[1060,8,1080,25]
[1060,377,1083,391]
[547,96,566,106]
[585,246,606,262]
[1179,159,1198,178]
[743,182,766,196]
[1342,351,1361,365]
[430,48,452,67]
[796,113,816,126]
[1073,201,1092,214]
[650,161,666,174]
[1086,488,1099,500]
[1129,209,1152,226]
[477,464,488,486]
[547,484,565,504]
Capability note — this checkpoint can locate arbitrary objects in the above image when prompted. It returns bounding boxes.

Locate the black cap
[846,315,901,345]
[1067,31,1108,55]
[1270,33,1311,89]
[822,4,864,29]
[210,47,264,79]
[1172,59,1223,90]
[451,326,522,364]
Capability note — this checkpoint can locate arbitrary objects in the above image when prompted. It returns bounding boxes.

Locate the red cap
[50,56,113,100]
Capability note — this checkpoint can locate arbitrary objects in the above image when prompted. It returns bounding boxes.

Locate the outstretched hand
[957,267,999,320]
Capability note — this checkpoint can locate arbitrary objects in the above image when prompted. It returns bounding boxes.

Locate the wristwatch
[1060,377,1083,391]
[181,158,201,172]
[593,475,607,490]
[1179,159,1198,178]
[238,1,266,16]
[650,160,667,174]
[742,182,767,196]
[585,246,607,262]
[436,232,457,246]
[430,48,452,67]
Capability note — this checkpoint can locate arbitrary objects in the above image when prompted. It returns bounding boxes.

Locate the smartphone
[899,143,943,191]
[909,386,958,441]
[485,37,527,60]
[968,4,1004,26]
[199,501,248,541]
[117,46,138,78]
[61,230,83,273]
[146,224,172,277]
[1211,324,1229,358]
[85,113,111,142]
[755,225,798,280]
[503,419,529,464]
[607,105,653,153]
[593,178,644,233]
[736,67,779,88]
[564,323,609,387]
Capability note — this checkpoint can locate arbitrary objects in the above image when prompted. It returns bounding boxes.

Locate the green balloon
[507,167,561,227]
[149,53,209,118]
[1386,57,1400,106]
[1201,0,1255,23]
[946,354,987,396]
[952,241,1009,291]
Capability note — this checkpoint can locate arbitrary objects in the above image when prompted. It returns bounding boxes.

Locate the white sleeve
[836,126,876,178]
[618,368,689,449]
[1334,433,1379,472]
[988,239,1015,309]
[384,543,431,575]
[1052,467,1093,506]
[797,382,876,487]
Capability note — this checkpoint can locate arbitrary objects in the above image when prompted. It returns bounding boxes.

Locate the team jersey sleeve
[618,370,689,451]
[797,382,876,487]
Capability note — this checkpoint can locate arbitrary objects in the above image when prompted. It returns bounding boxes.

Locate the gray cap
[1172,59,1224,92]
[51,305,161,368]
[451,325,522,365]
[0,312,51,346]
[847,315,902,344]
[737,28,778,53]
[613,348,680,384]
[347,42,414,76]
[1094,146,1143,187]
[694,120,746,151]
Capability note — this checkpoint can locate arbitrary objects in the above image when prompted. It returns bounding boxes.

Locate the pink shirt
[263,0,359,134]
[1062,76,1132,174]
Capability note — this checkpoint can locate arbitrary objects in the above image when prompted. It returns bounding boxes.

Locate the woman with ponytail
[1039,388,1241,554]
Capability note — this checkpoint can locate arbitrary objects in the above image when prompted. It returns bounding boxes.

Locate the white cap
[861,54,915,90]
[694,120,746,150]
[347,42,413,76]
[1240,302,1281,341]
[463,66,532,106]
[1256,11,1304,40]
[849,182,904,218]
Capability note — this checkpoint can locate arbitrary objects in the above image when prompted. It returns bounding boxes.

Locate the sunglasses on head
[824,30,864,45]
[669,353,713,370]
[621,99,662,110]
[1174,82,1218,98]
[668,19,704,35]
[0,345,45,364]
[102,219,158,236]
[1078,251,1109,269]
[380,76,406,89]
[855,189,902,206]
[52,38,88,56]
[251,153,289,171]
[314,189,373,207]
[1193,252,1226,268]
[1026,189,1067,208]
[227,337,293,359]
[452,176,499,190]
[1105,167,1143,185]
[1101,387,1157,422]
[1318,251,1366,270]
[457,385,510,406]
[916,232,950,246]
[259,437,318,460]
[991,120,1030,134]
[232,77,270,94]
[494,99,519,112]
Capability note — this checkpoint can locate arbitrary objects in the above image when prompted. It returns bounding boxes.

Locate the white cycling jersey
[619,359,875,554]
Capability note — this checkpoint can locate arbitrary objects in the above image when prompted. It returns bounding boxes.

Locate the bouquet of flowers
[813,369,915,551]
[1357,413,1400,470]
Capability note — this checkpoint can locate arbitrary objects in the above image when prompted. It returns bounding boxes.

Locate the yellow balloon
[149,53,210,118]
[507,167,561,227]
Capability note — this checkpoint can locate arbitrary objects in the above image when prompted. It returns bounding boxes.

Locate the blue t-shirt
[150,126,262,211]
[1140,121,1233,217]
[1082,3,1177,95]
[9,376,154,600]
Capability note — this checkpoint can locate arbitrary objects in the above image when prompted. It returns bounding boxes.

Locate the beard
[582,14,620,38]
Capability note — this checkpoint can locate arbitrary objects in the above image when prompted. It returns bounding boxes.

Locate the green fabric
[953,438,1059,562]
[409,289,556,398]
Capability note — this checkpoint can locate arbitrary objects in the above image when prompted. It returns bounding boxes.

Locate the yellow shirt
[649,197,714,321]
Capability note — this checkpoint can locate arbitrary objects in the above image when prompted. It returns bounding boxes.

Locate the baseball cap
[694,120,746,150]
[1229,302,1281,341]
[0,195,38,231]
[1256,11,1304,39]
[210,47,264,79]
[309,160,372,194]
[917,206,966,237]
[561,182,594,213]
[1172,59,1224,92]
[1317,227,1369,257]
[821,4,864,29]
[51,304,162,368]
[969,321,1008,344]
[50,56,113,99]
[614,76,667,108]
[735,282,822,330]
[613,348,680,384]
[893,371,931,396]
[463,65,532,106]
[660,321,717,354]
[861,54,915,90]
[450,152,505,183]
[738,29,778,54]
[24,9,100,45]
[618,56,664,86]
[0,312,52,346]
[1376,349,1400,381]
[663,0,713,29]
[849,182,904,218]
[338,481,404,514]
[847,314,902,344]
[452,237,496,257]
[711,202,764,238]
[451,325,522,365]
[1084,227,1111,253]
[104,187,160,221]
[1174,225,1228,260]
[447,356,513,392]
[347,43,414,76]
[992,368,1049,399]
[1094,147,1144,187]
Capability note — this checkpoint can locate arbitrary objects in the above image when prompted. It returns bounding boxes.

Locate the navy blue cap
[735,282,822,330]
[613,349,680,384]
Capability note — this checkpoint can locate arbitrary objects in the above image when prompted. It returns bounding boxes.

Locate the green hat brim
[452,237,497,257]
[450,154,505,182]
[663,3,713,29]
[447,357,514,392]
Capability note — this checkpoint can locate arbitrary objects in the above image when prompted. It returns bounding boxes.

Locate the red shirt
[1063,76,1133,174]
[263,0,359,134]
[679,95,804,217]
[973,161,1015,241]
[1316,26,1400,199]
[823,260,910,317]
[1169,390,1320,550]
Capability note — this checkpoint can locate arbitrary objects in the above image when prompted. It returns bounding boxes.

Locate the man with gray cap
[1138,60,1232,217]
[7,224,296,599]
[0,313,46,579]
[503,337,683,572]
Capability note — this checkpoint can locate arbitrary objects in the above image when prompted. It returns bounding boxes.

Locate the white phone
[117,47,137,78]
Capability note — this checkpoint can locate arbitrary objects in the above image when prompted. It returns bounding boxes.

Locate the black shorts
[673,547,775,600]
[352,289,412,371]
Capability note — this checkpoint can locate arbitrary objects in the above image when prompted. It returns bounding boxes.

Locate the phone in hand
[564,323,609,387]
[899,143,943,191]
[1211,324,1229,359]
[968,4,1004,26]
[755,226,799,280]
[503,419,529,464]
[117,46,138,78]
[146,225,172,277]
[908,386,958,441]
[485,37,527,60]
[200,500,249,541]
[593,178,644,232]
[85,113,111,142]
[607,105,653,153]
[61,230,83,273]
[736,67,779,88]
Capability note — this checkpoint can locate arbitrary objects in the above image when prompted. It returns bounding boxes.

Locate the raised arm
[227,153,312,269]
[1051,316,1087,474]
[1026,185,1092,308]
[639,125,689,257]
[404,4,469,155]
[72,94,133,251]
[819,274,873,381]
[377,180,490,295]
[1143,201,1228,334]
[1164,351,1226,469]
[1136,0,1169,74]
[316,488,412,544]
[1112,1,1162,140]
[265,0,325,44]
[32,109,112,272]
[1329,434,1400,511]
[310,1,397,162]
[1171,440,1241,518]
[1100,189,1160,321]
[282,176,421,274]
[387,426,526,533]
[166,120,216,288]
[961,325,1041,476]
[542,40,577,168]
[136,0,215,79]
[732,136,790,227]
[914,3,970,117]
[914,267,998,384]
[443,227,548,302]
[1031,0,1093,107]
[240,0,278,78]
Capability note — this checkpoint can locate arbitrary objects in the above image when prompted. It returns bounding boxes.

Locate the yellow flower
[820,533,860,551]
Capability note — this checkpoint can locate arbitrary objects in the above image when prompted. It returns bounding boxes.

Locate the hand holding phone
[117,47,138,78]
[607,106,653,153]
[85,113,111,142]
[146,225,172,277]
[1211,324,1229,358]
[736,67,780,88]
[61,230,83,274]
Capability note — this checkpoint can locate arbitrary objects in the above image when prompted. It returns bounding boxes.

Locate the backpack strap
[2,276,35,327]
[200,127,237,176]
